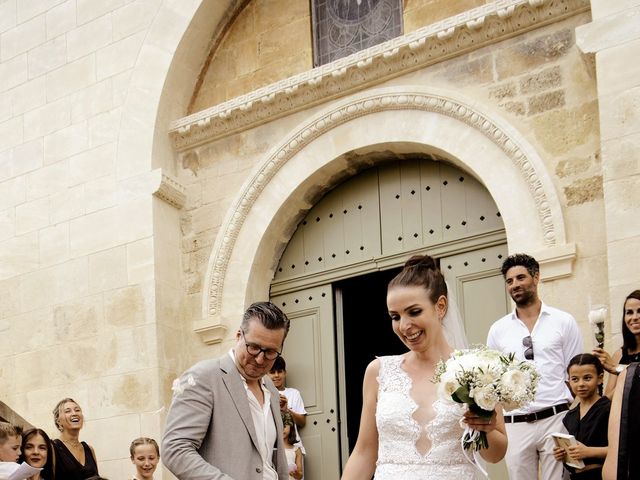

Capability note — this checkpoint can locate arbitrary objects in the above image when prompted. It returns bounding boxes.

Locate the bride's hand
[462,409,497,432]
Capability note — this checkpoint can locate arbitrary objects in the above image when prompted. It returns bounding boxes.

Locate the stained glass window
[311,0,403,66]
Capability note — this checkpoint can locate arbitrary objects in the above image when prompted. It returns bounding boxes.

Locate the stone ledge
[169,0,590,151]
[152,170,186,209]
[194,321,228,345]
[534,242,577,280]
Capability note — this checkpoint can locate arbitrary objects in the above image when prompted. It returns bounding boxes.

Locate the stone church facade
[0,0,638,477]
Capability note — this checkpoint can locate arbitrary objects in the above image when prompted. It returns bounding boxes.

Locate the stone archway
[115,0,240,179]
[198,85,575,344]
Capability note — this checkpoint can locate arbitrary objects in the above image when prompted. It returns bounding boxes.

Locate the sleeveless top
[52,439,99,480]
[620,348,640,365]
[375,355,477,479]
[284,446,299,480]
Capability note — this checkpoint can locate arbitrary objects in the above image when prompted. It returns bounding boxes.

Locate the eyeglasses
[240,330,281,360]
[522,335,534,360]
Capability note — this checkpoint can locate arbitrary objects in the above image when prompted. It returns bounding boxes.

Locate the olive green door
[271,285,340,480]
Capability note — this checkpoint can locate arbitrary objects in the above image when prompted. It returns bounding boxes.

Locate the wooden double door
[271,244,511,479]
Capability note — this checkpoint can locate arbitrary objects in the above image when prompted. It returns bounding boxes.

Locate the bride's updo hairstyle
[388,254,448,303]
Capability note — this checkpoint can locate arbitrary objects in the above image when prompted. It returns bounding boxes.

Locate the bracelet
[610,364,624,375]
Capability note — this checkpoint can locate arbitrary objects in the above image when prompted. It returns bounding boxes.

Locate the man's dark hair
[500,253,539,278]
[240,301,290,338]
[270,356,287,372]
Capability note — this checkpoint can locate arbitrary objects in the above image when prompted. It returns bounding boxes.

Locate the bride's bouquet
[433,345,539,452]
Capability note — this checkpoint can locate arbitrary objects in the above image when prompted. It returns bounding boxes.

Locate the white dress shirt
[230,350,279,480]
[487,302,583,415]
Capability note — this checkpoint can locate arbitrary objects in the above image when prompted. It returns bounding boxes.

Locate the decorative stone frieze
[198,88,570,344]
[170,0,590,151]
[152,171,186,209]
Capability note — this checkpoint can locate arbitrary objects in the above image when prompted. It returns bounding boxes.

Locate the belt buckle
[525,412,537,423]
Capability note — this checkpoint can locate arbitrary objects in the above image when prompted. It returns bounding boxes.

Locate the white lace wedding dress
[374,355,478,479]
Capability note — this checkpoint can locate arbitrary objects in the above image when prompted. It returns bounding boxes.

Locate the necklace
[62,439,82,449]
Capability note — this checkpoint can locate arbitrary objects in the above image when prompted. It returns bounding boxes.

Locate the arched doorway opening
[270,156,510,478]
[198,86,573,478]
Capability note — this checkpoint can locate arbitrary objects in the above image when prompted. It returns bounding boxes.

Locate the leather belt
[504,403,570,423]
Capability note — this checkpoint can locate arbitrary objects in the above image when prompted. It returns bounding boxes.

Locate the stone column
[576,1,640,342]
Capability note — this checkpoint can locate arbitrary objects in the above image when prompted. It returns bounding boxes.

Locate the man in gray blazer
[162,302,291,479]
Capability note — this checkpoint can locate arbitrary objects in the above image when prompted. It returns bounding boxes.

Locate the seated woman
[602,362,640,479]
[51,398,99,480]
[19,428,55,480]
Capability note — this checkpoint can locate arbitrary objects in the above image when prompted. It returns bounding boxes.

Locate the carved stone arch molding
[197,85,575,344]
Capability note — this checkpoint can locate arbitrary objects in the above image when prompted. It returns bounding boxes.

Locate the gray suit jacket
[162,353,289,480]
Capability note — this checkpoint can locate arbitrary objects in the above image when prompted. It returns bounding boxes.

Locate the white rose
[476,366,500,386]
[501,369,528,396]
[454,352,481,371]
[438,370,461,401]
[472,385,498,412]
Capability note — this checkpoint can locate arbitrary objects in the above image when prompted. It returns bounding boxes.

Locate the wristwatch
[612,364,625,375]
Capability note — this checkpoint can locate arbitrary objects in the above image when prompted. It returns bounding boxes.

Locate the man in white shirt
[162,302,291,479]
[269,357,307,438]
[487,253,583,480]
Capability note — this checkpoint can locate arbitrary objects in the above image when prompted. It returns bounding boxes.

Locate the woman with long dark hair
[20,428,55,480]
[341,254,507,479]
[593,290,640,397]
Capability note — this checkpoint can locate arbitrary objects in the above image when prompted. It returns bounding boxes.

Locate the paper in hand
[0,461,43,480]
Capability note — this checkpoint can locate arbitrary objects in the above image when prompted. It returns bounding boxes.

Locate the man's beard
[512,289,536,307]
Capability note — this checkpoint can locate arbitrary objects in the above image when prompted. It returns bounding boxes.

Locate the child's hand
[566,442,589,460]
[279,394,288,411]
[288,463,303,480]
[553,446,566,462]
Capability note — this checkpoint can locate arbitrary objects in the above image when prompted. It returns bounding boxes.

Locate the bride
[341,254,507,479]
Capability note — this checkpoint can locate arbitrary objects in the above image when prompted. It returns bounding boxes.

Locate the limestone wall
[0,1,195,478]
[1,0,638,478]
[577,0,640,347]
[189,0,313,113]
[190,0,492,112]
[180,11,608,354]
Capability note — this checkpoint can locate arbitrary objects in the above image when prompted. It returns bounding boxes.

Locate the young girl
[553,353,610,480]
[281,412,303,480]
[129,437,160,480]
[20,428,55,480]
